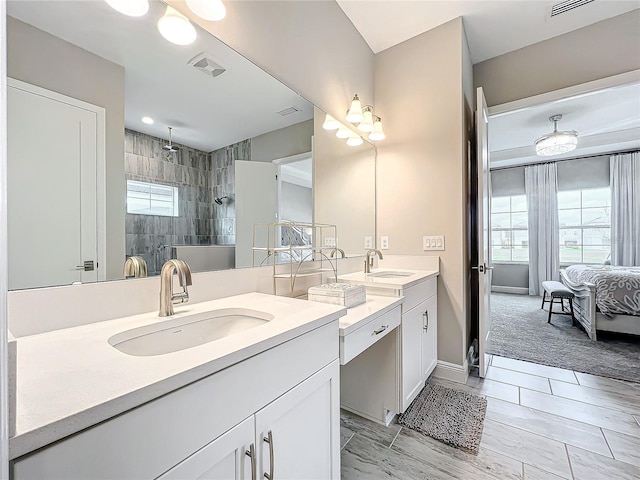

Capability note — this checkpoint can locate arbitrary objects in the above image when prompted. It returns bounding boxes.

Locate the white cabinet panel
[421,295,438,380]
[401,298,428,411]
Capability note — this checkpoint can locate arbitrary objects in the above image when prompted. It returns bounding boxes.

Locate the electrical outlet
[364,236,373,249]
[380,236,389,250]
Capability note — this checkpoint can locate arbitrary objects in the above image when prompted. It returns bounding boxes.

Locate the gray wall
[124,130,213,275]
[474,10,640,106]
[167,0,374,125]
[7,17,125,281]
[280,182,312,223]
[251,119,313,162]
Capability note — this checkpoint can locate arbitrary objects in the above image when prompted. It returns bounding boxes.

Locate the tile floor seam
[600,427,615,459]
[484,415,584,449]
[519,386,638,416]
[340,432,355,451]
[487,362,576,383]
[564,443,576,480]
[389,427,402,449]
[571,370,579,384]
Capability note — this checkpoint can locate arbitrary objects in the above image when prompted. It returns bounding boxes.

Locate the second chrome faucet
[364,249,383,274]
[159,259,192,317]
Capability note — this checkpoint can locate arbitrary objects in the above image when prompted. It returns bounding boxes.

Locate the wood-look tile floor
[340,356,640,480]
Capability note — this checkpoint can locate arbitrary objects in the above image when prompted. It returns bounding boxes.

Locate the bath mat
[398,383,487,454]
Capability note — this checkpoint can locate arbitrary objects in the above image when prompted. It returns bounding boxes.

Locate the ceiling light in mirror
[141,116,154,125]
[322,114,340,130]
[346,94,364,123]
[336,125,351,139]
[105,0,149,17]
[157,6,197,46]
[347,134,364,147]
[368,117,386,141]
[358,107,374,133]
[186,0,226,21]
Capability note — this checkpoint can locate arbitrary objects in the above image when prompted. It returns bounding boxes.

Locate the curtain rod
[490,148,640,172]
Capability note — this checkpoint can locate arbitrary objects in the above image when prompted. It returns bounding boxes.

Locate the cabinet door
[158,416,256,480]
[421,295,438,380]
[255,360,340,480]
[401,300,427,411]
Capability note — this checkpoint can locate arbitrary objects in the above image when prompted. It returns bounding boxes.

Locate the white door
[421,295,438,380]
[401,302,426,411]
[8,81,99,290]
[158,416,256,480]
[476,87,493,378]
[255,360,340,480]
[234,160,277,268]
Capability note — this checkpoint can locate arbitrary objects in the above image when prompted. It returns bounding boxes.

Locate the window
[558,187,610,264]
[491,194,529,262]
[126,180,179,217]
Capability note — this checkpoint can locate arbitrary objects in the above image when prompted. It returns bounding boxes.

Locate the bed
[560,265,640,340]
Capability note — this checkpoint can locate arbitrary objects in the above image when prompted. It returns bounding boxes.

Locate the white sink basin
[367,271,413,278]
[108,308,274,356]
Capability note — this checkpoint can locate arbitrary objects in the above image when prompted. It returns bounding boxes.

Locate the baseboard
[491,286,529,295]
[432,360,469,384]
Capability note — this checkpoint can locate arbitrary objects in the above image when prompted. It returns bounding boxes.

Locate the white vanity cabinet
[11,321,341,480]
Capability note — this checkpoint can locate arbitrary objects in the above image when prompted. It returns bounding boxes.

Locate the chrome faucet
[364,249,383,274]
[159,259,192,317]
[329,247,345,258]
[123,256,148,278]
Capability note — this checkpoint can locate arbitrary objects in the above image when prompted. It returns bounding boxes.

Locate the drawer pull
[423,311,429,332]
[245,443,257,480]
[263,430,274,480]
[373,325,388,335]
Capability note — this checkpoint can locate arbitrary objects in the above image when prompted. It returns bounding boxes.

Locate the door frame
[7,78,107,282]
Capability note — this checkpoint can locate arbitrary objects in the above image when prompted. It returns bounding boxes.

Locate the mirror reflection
[6,0,376,290]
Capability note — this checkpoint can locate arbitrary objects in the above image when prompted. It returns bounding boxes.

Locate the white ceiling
[337,0,640,63]
[7,0,314,152]
[489,82,640,168]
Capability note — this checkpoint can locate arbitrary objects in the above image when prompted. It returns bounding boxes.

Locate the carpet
[398,383,487,455]
[490,293,640,383]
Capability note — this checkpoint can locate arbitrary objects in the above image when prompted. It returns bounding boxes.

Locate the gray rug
[490,293,640,383]
[398,383,487,455]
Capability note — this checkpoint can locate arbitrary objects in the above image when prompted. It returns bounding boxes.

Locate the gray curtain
[525,163,560,296]
[611,152,640,266]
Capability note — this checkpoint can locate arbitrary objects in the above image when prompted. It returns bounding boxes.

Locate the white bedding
[564,265,640,317]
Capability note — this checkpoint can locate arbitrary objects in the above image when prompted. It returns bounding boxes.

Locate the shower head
[163,127,179,152]
[214,196,229,205]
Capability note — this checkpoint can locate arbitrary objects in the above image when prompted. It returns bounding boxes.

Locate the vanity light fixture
[186,0,226,21]
[346,133,364,147]
[336,125,352,139]
[105,0,149,17]
[322,114,341,131]
[535,114,578,156]
[357,106,374,133]
[368,116,386,142]
[141,116,154,125]
[157,5,197,46]
[346,94,364,124]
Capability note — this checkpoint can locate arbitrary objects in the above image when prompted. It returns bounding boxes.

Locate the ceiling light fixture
[368,116,386,142]
[157,6,197,46]
[141,116,154,125]
[105,0,149,17]
[347,133,363,147]
[186,0,226,21]
[336,125,351,139]
[535,114,578,156]
[322,114,341,131]
[346,94,364,124]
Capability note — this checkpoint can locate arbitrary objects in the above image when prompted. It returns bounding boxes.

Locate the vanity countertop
[337,295,404,336]
[9,292,346,460]
[338,268,439,290]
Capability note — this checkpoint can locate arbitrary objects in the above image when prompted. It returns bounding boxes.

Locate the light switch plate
[324,237,336,247]
[423,235,444,251]
[380,236,389,250]
[364,236,373,249]
[422,236,430,250]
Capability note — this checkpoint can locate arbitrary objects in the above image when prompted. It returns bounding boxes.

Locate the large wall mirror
[6,0,376,290]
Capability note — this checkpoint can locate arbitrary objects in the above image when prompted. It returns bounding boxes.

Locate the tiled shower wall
[210,139,251,245]
[124,129,213,275]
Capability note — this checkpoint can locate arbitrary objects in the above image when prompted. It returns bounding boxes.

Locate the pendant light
[535,114,578,156]
[322,114,341,131]
[346,94,364,124]
[105,0,149,17]
[186,0,226,21]
[368,116,386,141]
[336,125,351,139]
[347,133,363,147]
[157,6,197,46]
[357,107,374,133]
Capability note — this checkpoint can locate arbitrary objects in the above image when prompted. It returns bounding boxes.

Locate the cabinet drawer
[402,277,436,312]
[340,305,401,364]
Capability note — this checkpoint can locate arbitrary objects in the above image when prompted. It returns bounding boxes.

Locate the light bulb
[157,6,197,46]
[357,108,374,133]
[336,125,351,139]
[186,0,226,21]
[368,118,386,141]
[105,0,149,17]
[347,134,363,147]
[346,94,364,124]
[141,116,154,125]
[322,114,340,131]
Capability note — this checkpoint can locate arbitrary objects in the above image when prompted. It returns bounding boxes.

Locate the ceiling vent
[188,53,226,78]
[550,0,594,17]
[277,106,300,116]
